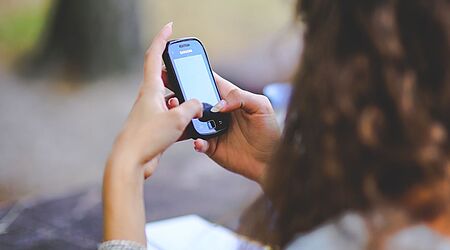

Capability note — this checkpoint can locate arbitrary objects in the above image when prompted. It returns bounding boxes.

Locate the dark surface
[0,160,261,250]
[0,191,102,250]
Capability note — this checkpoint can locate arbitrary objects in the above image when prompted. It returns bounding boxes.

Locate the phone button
[207,120,216,129]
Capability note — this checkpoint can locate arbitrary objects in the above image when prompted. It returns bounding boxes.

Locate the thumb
[168,99,203,130]
[215,88,272,115]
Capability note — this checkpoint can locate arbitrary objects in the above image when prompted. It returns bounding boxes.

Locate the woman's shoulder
[386,225,450,250]
[286,213,366,250]
[286,213,450,250]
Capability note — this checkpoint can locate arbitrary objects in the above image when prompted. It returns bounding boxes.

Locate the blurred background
[0,0,301,249]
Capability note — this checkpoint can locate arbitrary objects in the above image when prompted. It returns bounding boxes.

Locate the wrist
[110,131,142,164]
[105,139,147,184]
[105,154,143,181]
[103,159,146,245]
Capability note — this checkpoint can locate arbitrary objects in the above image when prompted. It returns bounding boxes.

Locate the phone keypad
[207,120,216,129]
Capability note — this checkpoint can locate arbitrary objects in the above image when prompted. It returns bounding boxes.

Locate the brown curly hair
[243,0,450,248]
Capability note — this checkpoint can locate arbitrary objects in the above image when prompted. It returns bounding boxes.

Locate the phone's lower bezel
[188,122,229,139]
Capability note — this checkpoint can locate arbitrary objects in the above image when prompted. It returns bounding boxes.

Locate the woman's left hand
[108,22,202,178]
[102,22,202,245]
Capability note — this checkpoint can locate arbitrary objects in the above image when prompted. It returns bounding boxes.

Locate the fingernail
[167,21,173,28]
[211,100,226,113]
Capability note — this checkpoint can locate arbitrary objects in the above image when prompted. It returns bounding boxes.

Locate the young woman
[100,1,450,249]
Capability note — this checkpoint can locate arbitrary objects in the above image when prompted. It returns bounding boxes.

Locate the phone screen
[173,54,220,106]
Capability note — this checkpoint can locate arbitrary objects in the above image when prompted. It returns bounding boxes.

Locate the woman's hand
[169,74,281,184]
[103,22,202,245]
[107,22,202,178]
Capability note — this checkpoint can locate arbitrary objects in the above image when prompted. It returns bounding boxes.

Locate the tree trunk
[29,0,142,80]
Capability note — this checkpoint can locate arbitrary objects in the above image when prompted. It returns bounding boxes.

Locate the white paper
[145,215,248,250]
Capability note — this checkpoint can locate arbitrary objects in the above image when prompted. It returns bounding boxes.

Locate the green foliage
[0,1,50,61]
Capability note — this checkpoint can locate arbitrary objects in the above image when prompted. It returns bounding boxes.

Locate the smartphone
[163,38,230,139]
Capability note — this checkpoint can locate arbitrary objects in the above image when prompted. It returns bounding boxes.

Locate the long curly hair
[242,0,450,248]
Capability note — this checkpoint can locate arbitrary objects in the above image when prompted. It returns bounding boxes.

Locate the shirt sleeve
[98,240,147,250]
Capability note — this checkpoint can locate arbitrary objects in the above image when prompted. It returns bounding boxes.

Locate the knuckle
[227,88,241,100]
[258,95,274,113]
[259,95,271,105]
[185,99,202,116]
[190,99,202,108]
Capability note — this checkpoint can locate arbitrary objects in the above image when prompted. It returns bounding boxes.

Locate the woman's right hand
[170,74,281,184]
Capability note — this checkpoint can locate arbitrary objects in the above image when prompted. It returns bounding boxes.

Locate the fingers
[166,97,191,142]
[212,72,273,114]
[144,22,173,88]
[213,72,239,97]
[162,66,177,91]
[213,88,273,115]
[177,99,203,118]
[168,99,203,132]
[194,139,209,153]
[167,97,179,109]
[161,68,169,86]
[193,138,218,157]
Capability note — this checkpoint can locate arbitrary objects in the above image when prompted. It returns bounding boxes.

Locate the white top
[287,213,450,250]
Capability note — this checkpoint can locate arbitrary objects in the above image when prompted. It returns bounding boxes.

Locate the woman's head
[253,0,450,247]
